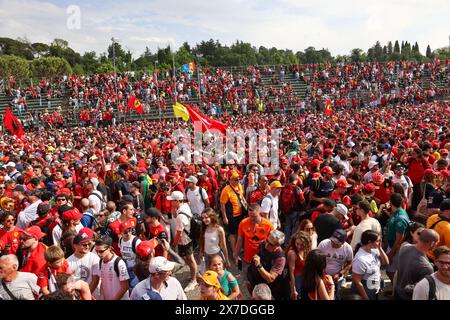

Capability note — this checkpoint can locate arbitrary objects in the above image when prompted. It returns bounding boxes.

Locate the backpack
[425,275,437,300]
[90,190,107,211]
[280,186,303,214]
[99,256,123,278]
[374,153,385,168]
[179,212,201,241]
[119,236,139,254]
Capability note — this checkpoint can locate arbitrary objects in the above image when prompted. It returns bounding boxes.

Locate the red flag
[3,107,24,138]
[184,104,228,134]
[325,99,333,116]
[435,55,439,66]
[127,95,144,114]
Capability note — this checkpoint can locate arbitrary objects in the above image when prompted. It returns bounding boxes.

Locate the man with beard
[17,226,47,276]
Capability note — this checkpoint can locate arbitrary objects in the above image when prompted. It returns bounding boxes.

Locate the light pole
[155,60,160,121]
[111,37,122,123]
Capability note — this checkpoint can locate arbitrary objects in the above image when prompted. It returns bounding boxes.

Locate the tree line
[0,36,448,83]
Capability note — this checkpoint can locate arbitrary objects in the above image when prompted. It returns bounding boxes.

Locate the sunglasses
[79,243,90,248]
[305,227,314,232]
[5,218,15,223]
[96,248,109,254]
[20,237,33,242]
[56,199,67,202]
[266,241,277,247]
[0,187,5,190]
[122,229,133,234]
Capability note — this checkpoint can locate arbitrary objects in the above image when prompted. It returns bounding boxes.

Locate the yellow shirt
[201,291,229,300]
[426,214,450,259]
[220,184,245,217]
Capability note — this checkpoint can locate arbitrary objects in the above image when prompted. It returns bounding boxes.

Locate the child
[118,221,141,290]
[37,245,73,295]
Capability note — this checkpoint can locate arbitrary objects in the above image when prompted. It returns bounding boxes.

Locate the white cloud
[0,0,448,58]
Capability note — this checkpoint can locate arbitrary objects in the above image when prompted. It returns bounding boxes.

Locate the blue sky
[0,0,448,58]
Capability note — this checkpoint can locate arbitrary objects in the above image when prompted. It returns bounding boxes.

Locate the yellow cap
[229,171,240,180]
[197,270,221,288]
[270,180,283,188]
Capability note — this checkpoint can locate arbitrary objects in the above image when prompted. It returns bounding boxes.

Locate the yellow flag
[173,102,190,121]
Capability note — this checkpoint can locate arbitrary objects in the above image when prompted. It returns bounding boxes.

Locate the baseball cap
[62,208,83,221]
[371,171,385,186]
[197,168,209,176]
[73,229,94,244]
[148,256,176,273]
[334,203,349,219]
[368,161,379,169]
[440,199,450,212]
[229,171,240,180]
[26,189,42,198]
[22,226,46,240]
[197,270,221,288]
[185,176,198,184]
[320,166,335,175]
[4,162,16,168]
[88,177,99,188]
[384,143,392,150]
[310,159,322,168]
[393,163,405,171]
[270,180,283,188]
[119,221,134,232]
[336,178,351,188]
[330,229,347,245]
[363,183,377,193]
[424,169,439,176]
[166,191,184,201]
[135,239,158,258]
[63,172,72,178]
[440,148,449,155]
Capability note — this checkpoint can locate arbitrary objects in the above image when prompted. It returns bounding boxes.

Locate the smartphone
[237,257,243,271]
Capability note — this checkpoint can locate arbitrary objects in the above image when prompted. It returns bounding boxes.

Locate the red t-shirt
[37,260,72,289]
[20,242,48,276]
[249,188,268,204]
[0,226,22,255]
[147,223,168,257]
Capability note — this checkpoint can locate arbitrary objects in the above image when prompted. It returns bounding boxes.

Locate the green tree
[31,56,72,82]
[394,40,400,53]
[426,45,432,58]
[0,55,31,81]
[31,43,49,58]
[350,48,365,62]
[387,41,393,54]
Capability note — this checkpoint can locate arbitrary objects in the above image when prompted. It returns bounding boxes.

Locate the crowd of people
[0,60,449,301]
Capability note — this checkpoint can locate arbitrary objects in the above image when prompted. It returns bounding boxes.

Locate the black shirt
[314,213,342,243]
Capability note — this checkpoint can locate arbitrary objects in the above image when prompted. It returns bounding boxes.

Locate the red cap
[59,188,71,196]
[424,169,439,176]
[78,227,95,238]
[440,149,449,155]
[119,221,133,232]
[310,159,323,168]
[336,178,351,188]
[166,173,178,180]
[138,167,147,173]
[363,183,377,193]
[323,148,333,156]
[135,239,158,258]
[151,174,160,180]
[62,208,83,221]
[440,170,450,178]
[280,157,289,164]
[22,226,46,240]
[371,171,385,186]
[320,166,335,175]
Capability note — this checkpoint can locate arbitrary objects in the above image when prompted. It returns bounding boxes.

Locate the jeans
[283,211,301,242]
[334,277,345,300]
[126,263,139,291]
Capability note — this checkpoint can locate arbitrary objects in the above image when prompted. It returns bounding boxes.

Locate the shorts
[224,213,244,235]
[178,242,194,257]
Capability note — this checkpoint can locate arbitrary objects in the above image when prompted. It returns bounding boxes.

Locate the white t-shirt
[119,236,142,268]
[130,276,187,300]
[352,248,382,291]
[318,239,353,276]
[176,203,193,246]
[52,223,84,246]
[67,252,100,298]
[261,194,279,230]
[391,175,413,198]
[99,256,130,300]
[88,190,103,214]
[186,186,208,217]
[413,273,450,300]
[351,218,382,251]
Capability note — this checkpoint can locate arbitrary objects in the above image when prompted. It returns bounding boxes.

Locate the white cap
[185,176,198,184]
[368,161,379,169]
[167,191,184,201]
[5,162,16,168]
[334,203,349,219]
[148,256,176,273]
